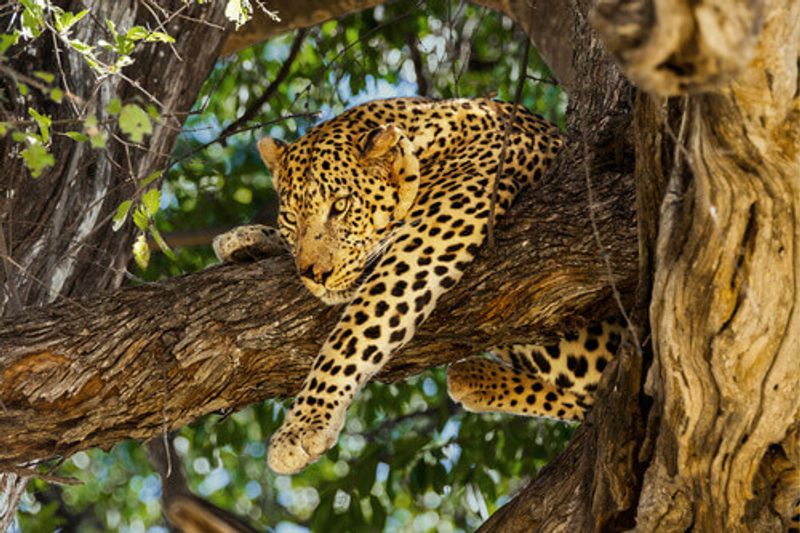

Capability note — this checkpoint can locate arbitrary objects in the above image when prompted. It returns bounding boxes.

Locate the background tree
[2,0,798,532]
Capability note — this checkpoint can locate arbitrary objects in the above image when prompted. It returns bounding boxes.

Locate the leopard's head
[257,123,419,304]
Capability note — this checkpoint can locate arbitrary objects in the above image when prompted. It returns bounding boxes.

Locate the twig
[169,113,318,170]
[488,27,531,249]
[161,359,172,478]
[48,13,81,117]
[219,28,308,141]
[406,35,428,96]
[0,62,85,106]
[581,137,642,354]
[4,466,82,486]
[526,74,559,86]
[0,222,21,315]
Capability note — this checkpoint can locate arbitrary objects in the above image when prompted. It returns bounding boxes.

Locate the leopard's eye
[281,211,297,227]
[330,196,350,218]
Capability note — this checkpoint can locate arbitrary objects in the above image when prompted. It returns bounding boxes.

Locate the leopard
[213,97,624,474]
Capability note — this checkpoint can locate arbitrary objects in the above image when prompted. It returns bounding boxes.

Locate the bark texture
[0,149,637,466]
[481,0,800,531]
[616,1,800,530]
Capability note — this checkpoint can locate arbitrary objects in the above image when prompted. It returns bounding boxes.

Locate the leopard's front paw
[267,416,344,474]
[212,224,287,263]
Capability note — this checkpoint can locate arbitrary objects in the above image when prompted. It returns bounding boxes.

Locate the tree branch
[219,28,308,140]
[0,137,637,466]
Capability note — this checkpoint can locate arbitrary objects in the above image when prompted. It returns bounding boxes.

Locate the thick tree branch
[0,139,637,466]
[591,0,766,95]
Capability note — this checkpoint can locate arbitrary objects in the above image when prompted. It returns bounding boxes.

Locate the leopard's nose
[301,265,333,285]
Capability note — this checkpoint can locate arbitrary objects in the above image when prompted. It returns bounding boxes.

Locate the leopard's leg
[447,358,587,420]
[266,207,493,474]
[212,224,288,263]
[447,319,624,418]
[265,126,561,474]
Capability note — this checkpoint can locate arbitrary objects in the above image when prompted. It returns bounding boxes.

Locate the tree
[2,1,798,531]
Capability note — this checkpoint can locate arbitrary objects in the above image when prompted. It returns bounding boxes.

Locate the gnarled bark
[482,0,800,531]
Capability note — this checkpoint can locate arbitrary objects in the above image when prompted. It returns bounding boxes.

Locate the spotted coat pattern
[214,97,623,474]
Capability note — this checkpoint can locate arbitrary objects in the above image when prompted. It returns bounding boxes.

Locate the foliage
[8,1,569,531]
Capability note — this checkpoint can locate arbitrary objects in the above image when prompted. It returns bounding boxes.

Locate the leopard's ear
[257,137,286,174]
[361,125,420,227]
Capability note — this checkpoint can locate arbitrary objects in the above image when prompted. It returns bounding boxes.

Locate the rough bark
[481,0,800,531]
[0,145,637,466]
[606,0,800,530]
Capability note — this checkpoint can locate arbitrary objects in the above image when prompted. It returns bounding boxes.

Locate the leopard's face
[278,177,387,304]
[272,134,413,304]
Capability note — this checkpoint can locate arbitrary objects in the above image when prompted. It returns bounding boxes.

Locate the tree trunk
[481,0,800,531]
[600,0,800,530]
[0,1,231,527]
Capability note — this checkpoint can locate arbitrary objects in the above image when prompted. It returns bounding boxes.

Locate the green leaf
[54,9,88,33]
[69,39,93,54]
[232,187,252,204]
[107,98,122,115]
[84,114,107,148]
[132,206,149,231]
[64,131,88,142]
[112,200,132,231]
[28,108,51,143]
[89,131,107,148]
[0,33,19,55]
[33,71,54,84]
[133,234,150,270]
[119,104,152,143]
[141,170,162,186]
[126,26,149,41]
[146,105,160,121]
[105,19,117,37]
[0,122,9,137]
[16,82,28,96]
[50,88,64,103]
[21,145,54,178]
[144,31,175,44]
[142,188,161,216]
[149,225,176,260]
